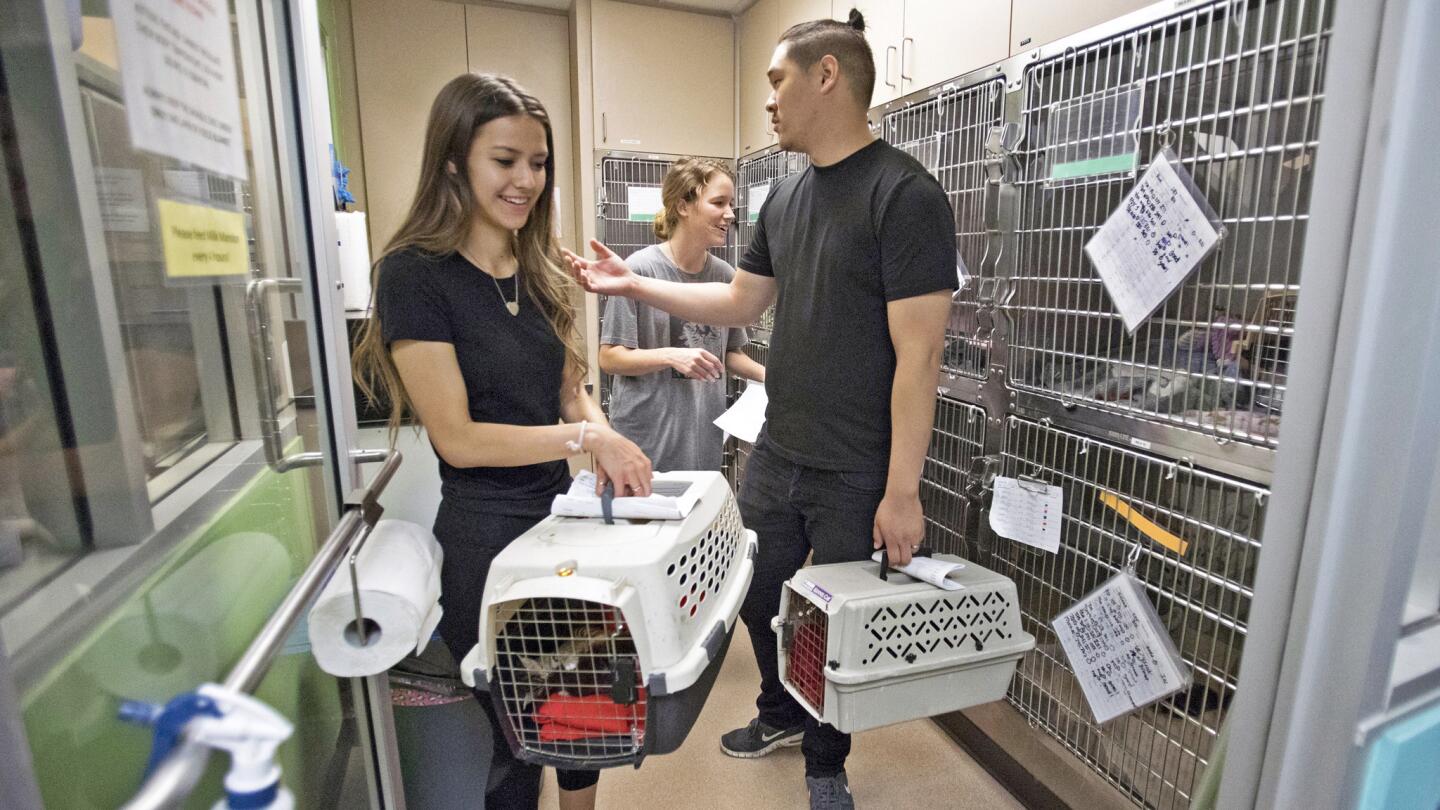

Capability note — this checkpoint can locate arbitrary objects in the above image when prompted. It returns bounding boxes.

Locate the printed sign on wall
[112,0,248,180]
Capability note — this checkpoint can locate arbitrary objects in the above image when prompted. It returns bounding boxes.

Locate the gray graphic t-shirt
[601,245,748,471]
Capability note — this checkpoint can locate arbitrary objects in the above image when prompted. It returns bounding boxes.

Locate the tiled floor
[539,624,1024,809]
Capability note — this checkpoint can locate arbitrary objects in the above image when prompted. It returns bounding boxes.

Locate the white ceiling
[483,0,756,15]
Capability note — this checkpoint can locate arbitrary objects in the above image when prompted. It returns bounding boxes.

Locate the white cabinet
[591,0,734,157]
[847,0,905,106]
[1010,0,1155,54]
[739,0,780,155]
[854,0,1012,108]
[739,0,840,156]
[901,0,1011,91]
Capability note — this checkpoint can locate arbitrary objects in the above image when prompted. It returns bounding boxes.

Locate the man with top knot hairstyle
[564,10,956,808]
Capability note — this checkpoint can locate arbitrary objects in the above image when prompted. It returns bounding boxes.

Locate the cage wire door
[722,148,809,490]
[735,148,810,345]
[1005,0,1330,452]
[883,78,1006,381]
[921,397,988,558]
[594,152,735,413]
[987,416,1266,810]
[865,0,1337,808]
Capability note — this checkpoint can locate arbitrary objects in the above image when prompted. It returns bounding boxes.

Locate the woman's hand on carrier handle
[587,425,653,497]
[561,240,638,297]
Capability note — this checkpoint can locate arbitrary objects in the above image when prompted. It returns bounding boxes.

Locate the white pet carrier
[773,554,1034,734]
[459,471,756,769]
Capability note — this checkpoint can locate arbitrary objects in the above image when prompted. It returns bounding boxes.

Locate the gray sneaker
[807,772,855,810]
[720,717,804,758]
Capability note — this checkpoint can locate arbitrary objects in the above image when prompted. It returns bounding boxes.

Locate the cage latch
[609,657,639,706]
[966,455,1004,498]
[984,122,1024,182]
[771,616,794,650]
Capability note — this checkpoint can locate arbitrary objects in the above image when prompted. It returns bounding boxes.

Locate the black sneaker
[719,717,804,758]
[807,772,855,809]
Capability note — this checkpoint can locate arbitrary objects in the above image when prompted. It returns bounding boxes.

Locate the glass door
[0,0,386,806]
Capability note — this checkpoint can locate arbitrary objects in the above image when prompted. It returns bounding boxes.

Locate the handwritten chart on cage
[1084,153,1222,333]
[1053,573,1190,724]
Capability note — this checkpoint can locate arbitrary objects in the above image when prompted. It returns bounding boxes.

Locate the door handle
[884,45,897,89]
[247,278,394,473]
[247,278,321,472]
[902,37,914,82]
[602,112,608,143]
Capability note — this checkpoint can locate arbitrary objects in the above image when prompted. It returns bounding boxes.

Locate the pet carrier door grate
[990,416,1267,810]
[1006,0,1331,450]
[492,598,647,761]
[466,472,756,770]
[884,78,1005,380]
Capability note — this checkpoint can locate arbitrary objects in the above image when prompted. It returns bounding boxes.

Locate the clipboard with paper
[1084,147,1227,334]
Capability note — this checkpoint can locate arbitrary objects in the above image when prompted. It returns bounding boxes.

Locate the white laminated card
[1084,148,1224,333]
[746,182,771,224]
[1053,572,1191,723]
[989,476,1063,554]
[627,186,662,222]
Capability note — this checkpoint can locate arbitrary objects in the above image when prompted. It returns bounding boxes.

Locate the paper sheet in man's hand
[714,380,767,444]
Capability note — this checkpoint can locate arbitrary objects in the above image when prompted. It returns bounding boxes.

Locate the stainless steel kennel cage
[594,151,736,413]
[869,0,1328,807]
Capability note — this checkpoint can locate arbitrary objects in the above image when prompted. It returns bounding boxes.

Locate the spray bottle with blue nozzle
[120,683,295,810]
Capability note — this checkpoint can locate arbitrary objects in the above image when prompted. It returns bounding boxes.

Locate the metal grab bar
[246,277,324,472]
[120,449,403,810]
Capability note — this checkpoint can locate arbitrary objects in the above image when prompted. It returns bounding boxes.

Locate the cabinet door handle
[885,45,897,89]
[602,112,608,143]
[902,37,914,82]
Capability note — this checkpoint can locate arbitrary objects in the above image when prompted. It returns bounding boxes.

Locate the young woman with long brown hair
[353,72,650,810]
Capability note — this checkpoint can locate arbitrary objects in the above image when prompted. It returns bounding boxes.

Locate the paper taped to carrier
[869,551,965,591]
[1052,572,1191,724]
[551,470,702,520]
[1084,148,1224,333]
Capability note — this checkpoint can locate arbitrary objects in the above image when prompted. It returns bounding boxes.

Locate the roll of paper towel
[309,519,444,677]
[336,210,373,312]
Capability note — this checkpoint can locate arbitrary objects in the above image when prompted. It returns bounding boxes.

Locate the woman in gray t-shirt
[600,158,766,471]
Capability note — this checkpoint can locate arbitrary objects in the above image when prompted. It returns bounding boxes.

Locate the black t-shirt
[376,249,569,516]
[739,139,957,471]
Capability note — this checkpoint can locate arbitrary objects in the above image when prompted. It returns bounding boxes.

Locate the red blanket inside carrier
[536,690,648,742]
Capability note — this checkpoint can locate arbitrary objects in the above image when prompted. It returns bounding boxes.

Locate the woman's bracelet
[565,420,588,453]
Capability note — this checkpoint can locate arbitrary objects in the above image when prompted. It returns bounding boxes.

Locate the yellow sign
[1098,491,1190,556]
[157,199,248,278]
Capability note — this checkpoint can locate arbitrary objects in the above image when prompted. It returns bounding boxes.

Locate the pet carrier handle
[601,481,615,525]
[877,545,934,581]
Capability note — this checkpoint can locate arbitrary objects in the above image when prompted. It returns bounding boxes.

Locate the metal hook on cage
[1018,473,1049,494]
[1254,491,1268,507]
[1156,121,1175,151]
[1124,539,1143,574]
[1078,437,1090,456]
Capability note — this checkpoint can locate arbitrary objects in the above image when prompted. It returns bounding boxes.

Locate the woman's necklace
[460,248,519,316]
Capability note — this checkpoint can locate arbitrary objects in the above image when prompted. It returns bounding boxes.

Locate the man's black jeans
[737,440,888,778]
